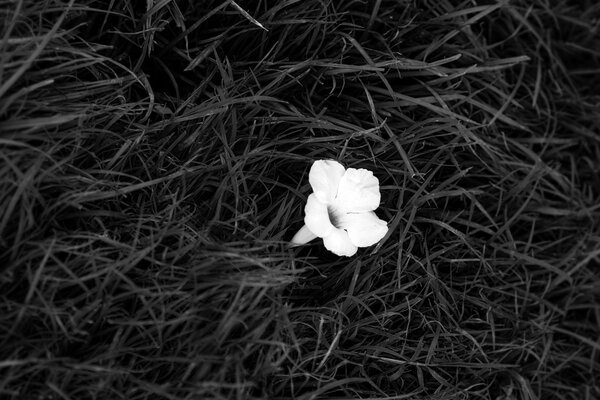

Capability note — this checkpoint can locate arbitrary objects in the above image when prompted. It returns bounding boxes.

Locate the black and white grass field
[1,0,599,399]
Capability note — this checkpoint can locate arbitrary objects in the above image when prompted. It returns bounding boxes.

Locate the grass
[1,0,599,399]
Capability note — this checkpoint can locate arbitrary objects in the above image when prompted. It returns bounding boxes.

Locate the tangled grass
[1,0,599,399]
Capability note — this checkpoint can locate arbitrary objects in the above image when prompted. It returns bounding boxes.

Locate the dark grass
[1,0,600,399]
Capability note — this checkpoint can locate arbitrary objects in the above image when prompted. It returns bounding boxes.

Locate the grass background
[1,0,599,399]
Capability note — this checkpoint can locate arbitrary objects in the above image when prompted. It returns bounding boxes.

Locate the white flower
[291,160,389,257]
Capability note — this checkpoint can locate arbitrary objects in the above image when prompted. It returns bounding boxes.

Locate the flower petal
[334,168,381,212]
[308,159,346,204]
[304,193,333,238]
[323,228,358,257]
[339,211,388,247]
[290,224,318,246]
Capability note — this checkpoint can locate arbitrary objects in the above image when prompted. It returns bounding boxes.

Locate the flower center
[327,206,342,228]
